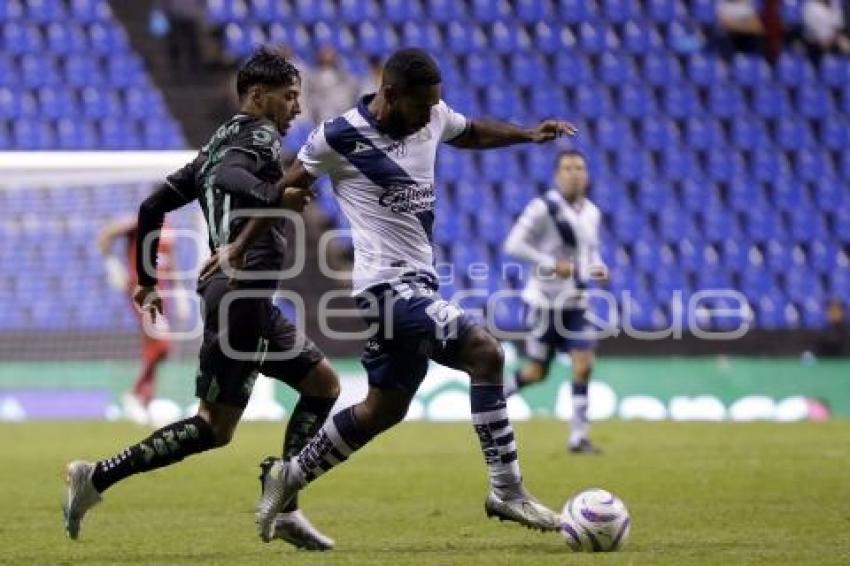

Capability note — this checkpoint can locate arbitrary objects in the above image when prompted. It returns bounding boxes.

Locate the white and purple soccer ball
[559,488,631,552]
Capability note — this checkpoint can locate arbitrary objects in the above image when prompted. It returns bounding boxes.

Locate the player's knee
[298,360,341,399]
[464,330,504,381]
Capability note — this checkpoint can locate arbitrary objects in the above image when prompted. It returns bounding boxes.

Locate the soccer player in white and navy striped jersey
[209,48,578,544]
[503,150,608,454]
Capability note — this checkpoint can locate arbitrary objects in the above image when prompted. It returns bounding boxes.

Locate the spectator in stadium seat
[802,0,850,58]
[304,45,358,124]
[716,0,767,55]
[814,298,849,357]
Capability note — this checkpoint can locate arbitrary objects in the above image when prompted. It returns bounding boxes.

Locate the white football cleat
[485,483,561,532]
[121,393,150,426]
[273,510,335,551]
[256,459,300,542]
[62,460,102,540]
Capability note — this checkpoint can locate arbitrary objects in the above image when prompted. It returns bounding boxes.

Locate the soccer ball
[559,488,630,552]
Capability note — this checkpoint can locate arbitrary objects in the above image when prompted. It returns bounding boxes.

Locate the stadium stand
[1,0,848,337]
[0,0,188,333]
[205,0,849,332]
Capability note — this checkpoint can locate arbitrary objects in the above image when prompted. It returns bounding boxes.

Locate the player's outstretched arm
[447,118,577,150]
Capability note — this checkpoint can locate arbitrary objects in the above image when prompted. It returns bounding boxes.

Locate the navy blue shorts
[524,303,595,365]
[355,275,477,395]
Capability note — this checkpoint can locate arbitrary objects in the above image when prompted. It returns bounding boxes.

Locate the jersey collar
[357,94,385,133]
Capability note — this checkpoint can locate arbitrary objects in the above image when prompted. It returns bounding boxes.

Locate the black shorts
[195,275,324,408]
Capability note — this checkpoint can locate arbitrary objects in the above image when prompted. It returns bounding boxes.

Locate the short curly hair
[236,45,300,98]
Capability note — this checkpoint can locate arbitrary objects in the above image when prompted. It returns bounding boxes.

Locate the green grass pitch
[2,420,849,565]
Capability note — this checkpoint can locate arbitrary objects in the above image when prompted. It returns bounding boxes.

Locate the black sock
[281,395,337,512]
[91,415,216,493]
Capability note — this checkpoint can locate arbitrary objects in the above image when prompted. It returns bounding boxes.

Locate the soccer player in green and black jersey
[63,47,340,551]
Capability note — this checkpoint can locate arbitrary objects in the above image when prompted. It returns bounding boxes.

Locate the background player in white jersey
[206,48,578,543]
[503,150,608,454]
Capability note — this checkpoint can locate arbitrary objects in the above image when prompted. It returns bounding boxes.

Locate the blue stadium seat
[809,241,839,273]
[692,0,715,23]
[708,85,744,118]
[600,52,635,85]
[777,118,813,151]
[777,53,815,86]
[516,0,548,22]
[797,86,832,119]
[559,0,597,24]
[356,22,398,56]
[661,148,696,181]
[555,53,593,85]
[770,179,804,211]
[686,117,721,151]
[3,23,45,54]
[795,149,831,183]
[251,0,291,23]
[401,22,442,52]
[664,85,700,119]
[339,0,378,22]
[821,116,849,150]
[731,118,768,149]
[596,117,632,150]
[605,0,642,22]
[471,0,509,22]
[576,84,612,118]
[743,210,783,241]
[490,21,523,54]
[813,178,846,210]
[830,266,850,297]
[509,53,547,87]
[687,52,720,86]
[12,119,55,149]
[466,53,504,87]
[27,0,66,22]
[37,87,77,119]
[644,53,683,86]
[20,54,60,88]
[616,148,654,181]
[89,22,127,53]
[835,208,850,242]
[639,117,678,150]
[579,22,607,54]
[47,22,88,53]
[475,210,509,246]
[622,21,649,53]
[295,0,336,23]
[708,149,745,182]
[425,0,467,23]
[732,54,772,86]
[789,208,828,242]
[753,88,789,118]
[820,54,850,88]
[532,20,564,53]
[647,0,676,23]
